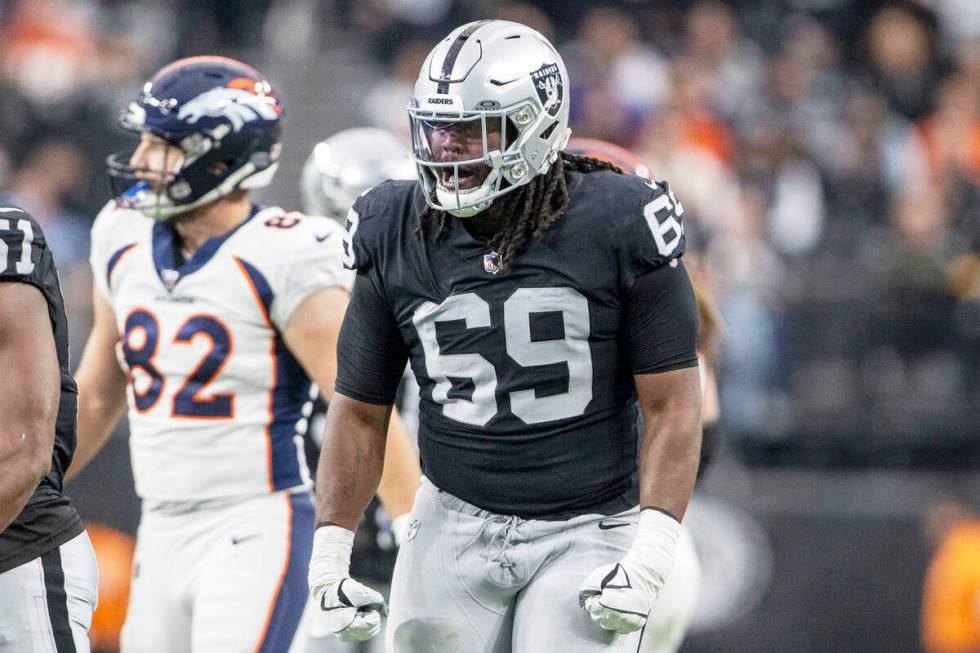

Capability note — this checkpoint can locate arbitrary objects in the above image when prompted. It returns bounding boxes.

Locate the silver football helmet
[300,127,414,222]
[408,20,572,217]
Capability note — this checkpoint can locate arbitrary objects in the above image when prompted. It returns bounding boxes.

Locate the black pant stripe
[40,547,77,653]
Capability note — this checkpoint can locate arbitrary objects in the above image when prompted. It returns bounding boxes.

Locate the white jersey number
[0,218,36,275]
[413,287,593,427]
[643,183,684,257]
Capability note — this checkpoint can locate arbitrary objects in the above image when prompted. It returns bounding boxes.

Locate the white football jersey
[90,202,354,502]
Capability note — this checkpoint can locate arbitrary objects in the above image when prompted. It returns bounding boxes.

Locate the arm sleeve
[617,179,687,291]
[1,210,49,291]
[271,219,355,330]
[334,271,410,405]
[625,260,700,375]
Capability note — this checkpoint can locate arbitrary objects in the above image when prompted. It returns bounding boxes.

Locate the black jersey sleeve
[0,208,48,290]
[614,177,687,291]
[342,182,393,273]
[334,271,410,405]
[625,260,700,375]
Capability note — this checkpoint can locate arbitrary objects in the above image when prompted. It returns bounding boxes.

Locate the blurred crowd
[0,0,977,462]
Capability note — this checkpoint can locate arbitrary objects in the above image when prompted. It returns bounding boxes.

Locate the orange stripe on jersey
[233,257,273,325]
[233,256,277,493]
[252,493,293,653]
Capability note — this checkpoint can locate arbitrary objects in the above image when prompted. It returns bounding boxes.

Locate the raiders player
[308,20,701,652]
[566,138,728,652]
[0,207,98,651]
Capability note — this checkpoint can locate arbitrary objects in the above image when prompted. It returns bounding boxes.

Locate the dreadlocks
[416,152,623,272]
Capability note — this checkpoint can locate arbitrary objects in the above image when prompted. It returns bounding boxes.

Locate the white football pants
[0,531,98,653]
[120,491,313,653]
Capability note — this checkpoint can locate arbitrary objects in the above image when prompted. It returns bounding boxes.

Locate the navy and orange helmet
[566,137,651,179]
[107,56,284,219]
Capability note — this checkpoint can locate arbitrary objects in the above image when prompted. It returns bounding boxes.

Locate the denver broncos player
[307,21,702,652]
[67,57,420,652]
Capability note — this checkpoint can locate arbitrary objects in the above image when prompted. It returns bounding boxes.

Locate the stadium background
[1,0,977,651]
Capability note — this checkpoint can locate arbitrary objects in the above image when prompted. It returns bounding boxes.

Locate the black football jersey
[337,169,696,518]
[0,207,83,573]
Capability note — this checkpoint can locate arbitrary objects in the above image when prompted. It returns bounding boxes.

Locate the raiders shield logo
[531,63,564,117]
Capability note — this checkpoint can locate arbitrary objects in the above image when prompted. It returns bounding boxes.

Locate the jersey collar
[151,203,261,290]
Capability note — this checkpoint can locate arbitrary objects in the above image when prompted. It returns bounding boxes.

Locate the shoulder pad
[608,174,685,284]
[345,179,418,272]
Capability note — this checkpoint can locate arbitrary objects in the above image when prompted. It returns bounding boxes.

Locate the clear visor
[409,111,505,167]
[407,100,538,214]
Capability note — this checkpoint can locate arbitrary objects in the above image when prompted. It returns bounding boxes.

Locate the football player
[301,127,415,225]
[299,127,418,651]
[308,21,702,652]
[67,56,420,652]
[566,138,726,652]
[300,126,421,457]
[0,207,98,651]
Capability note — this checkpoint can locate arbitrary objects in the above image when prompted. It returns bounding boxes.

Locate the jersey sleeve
[341,182,394,273]
[615,177,687,291]
[89,200,139,301]
[269,215,355,330]
[624,259,699,375]
[0,208,51,291]
[334,271,410,404]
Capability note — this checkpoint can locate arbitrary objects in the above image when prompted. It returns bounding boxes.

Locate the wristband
[308,524,354,596]
[622,508,680,593]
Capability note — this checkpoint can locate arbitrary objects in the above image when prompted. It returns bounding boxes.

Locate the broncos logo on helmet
[178,87,281,132]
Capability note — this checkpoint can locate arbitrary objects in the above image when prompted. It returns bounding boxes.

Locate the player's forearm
[315,393,390,531]
[67,393,126,482]
[0,419,53,531]
[67,288,128,482]
[375,411,421,519]
[637,409,701,520]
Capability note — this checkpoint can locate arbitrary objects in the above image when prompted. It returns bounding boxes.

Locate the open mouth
[438,164,485,190]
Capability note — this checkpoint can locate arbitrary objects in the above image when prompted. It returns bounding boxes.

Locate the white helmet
[300,127,414,222]
[408,20,572,217]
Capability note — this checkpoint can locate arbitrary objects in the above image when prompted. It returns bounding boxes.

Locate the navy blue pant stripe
[40,547,77,653]
[255,493,315,653]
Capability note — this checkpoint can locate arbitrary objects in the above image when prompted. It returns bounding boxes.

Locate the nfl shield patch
[483,251,503,275]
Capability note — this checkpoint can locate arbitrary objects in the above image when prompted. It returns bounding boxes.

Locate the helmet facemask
[409,94,563,217]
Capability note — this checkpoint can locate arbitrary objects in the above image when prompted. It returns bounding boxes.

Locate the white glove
[308,524,388,643]
[391,513,411,547]
[578,509,680,635]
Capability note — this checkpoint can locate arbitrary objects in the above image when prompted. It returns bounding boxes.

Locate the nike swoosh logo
[315,233,331,242]
[231,533,261,546]
[597,521,631,530]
